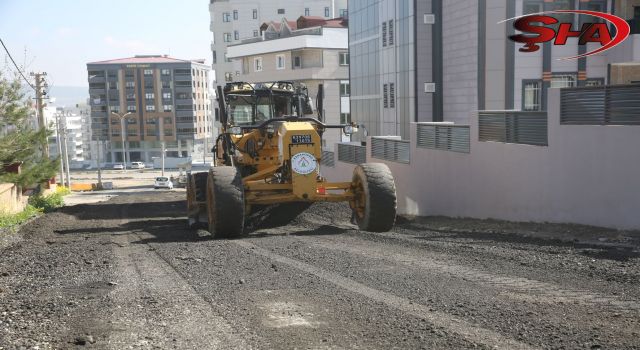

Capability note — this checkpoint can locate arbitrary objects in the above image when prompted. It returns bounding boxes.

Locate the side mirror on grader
[187,81,397,238]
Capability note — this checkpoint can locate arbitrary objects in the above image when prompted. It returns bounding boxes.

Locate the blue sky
[0,1,212,87]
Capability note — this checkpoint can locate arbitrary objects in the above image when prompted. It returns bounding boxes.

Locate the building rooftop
[87,55,206,65]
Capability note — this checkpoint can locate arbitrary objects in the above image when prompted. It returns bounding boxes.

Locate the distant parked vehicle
[130,162,145,169]
[113,163,124,170]
[154,176,174,189]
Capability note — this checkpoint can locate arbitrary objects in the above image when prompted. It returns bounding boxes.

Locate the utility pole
[96,140,103,188]
[55,113,66,186]
[60,113,71,187]
[30,72,49,158]
[111,111,133,172]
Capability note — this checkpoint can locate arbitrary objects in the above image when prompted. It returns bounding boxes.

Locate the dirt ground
[1,189,639,349]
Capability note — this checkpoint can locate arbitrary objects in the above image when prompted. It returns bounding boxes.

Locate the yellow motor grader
[186,81,396,238]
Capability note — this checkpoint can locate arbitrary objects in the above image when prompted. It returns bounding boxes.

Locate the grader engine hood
[278,122,322,200]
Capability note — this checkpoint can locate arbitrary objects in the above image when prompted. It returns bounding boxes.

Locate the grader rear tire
[351,163,397,232]
[206,166,245,238]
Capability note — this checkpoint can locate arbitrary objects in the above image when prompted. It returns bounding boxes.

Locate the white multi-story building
[226,16,350,148]
[209,0,348,87]
[44,107,86,166]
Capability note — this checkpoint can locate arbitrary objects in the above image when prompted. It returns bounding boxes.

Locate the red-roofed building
[86,55,212,164]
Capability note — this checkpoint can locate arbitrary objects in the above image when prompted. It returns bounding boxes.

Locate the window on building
[389,83,395,108]
[111,106,120,113]
[125,81,135,88]
[339,9,348,18]
[324,7,330,17]
[127,105,136,112]
[145,93,155,100]
[164,117,173,124]
[382,21,387,47]
[163,92,171,100]
[233,10,238,20]
[252,9,257,19]
[546,0,576,28]
[388,20,394,46]
[223,12,231,22]
[162,81,171,89]
[339,52,349,66]
[523,0,543,15]
[551,74,577,88]
[225,72,233,82]
[253,30,259,37]
[305,7,310,16]
[585,78,604,86]
[278,8,285,14]
[144,69,153,75]
[383,84,388,108]
[583,1,606,23]
[294,56,301,68]
[254,57,263,72]
[522,80,542,111]
[126,93,135,101]
[223,33,232,42]
[234,30,239,40]
[340,113,351,124]
[276,55,285,70]
[161,69,170,75]
[340,81,350,96]
[212,50,217,64]
[146,105,155,112]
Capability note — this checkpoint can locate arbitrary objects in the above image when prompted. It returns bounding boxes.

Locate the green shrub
[0,205,42,229]
[55,186,71,196]
[28,192,65,213]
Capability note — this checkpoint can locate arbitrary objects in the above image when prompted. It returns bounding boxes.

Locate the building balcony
[174,74,193,82]
[88,76,105,83]
[89,88,106,95]
[176,110,195,117]
[174,85,194,93]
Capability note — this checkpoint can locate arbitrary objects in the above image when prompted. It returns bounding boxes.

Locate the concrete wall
[0,184,27,215]
[322,88,640,229]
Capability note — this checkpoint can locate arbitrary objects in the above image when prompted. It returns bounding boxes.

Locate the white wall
[323,88,640,230]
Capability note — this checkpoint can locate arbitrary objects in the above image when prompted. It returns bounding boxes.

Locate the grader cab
[186,81,397,238]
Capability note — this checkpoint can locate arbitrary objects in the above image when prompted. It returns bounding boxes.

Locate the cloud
[103,36,154,52]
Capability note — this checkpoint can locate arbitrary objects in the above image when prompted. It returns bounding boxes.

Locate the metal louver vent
[561,84,640,125]
[417,124,470,153]
[478,111,548,146]
[321,150,335,167]
[371,137,410,164]
[337,143,366,164]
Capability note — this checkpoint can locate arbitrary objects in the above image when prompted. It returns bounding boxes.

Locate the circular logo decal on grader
[186,82,397,238]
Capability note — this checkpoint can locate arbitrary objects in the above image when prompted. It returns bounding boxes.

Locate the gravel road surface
[1,191,639,349]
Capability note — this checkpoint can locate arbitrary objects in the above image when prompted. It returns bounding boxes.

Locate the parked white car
[154,176,174,189]
[113,163,124,170]
[131,162,145,169]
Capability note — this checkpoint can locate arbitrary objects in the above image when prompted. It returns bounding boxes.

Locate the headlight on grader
[230,126,243,135]
[343,125,358,135]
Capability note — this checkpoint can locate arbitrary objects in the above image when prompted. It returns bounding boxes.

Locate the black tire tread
[208,166,245,238]
[354,163,397,232]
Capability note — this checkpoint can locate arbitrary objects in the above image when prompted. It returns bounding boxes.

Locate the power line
[0,37,36,90]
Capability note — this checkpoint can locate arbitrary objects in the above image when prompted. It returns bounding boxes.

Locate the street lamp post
[111,111,134,171]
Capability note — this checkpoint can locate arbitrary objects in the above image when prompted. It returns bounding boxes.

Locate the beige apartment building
[87,55,211,163]
[226,16,350,148]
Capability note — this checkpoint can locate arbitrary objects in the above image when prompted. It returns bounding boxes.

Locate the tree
[0,72,58,187]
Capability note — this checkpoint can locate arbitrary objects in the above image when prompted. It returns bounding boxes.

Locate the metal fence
[417,124,470,153]
[560,84,640,125]
[370,137,410,164]
[321,150,335,167]
[478,111,548,146]
[337,143,366,164]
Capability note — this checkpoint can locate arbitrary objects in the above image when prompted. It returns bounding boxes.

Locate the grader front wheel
[351,163,397,232]
[206,166,245,238]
